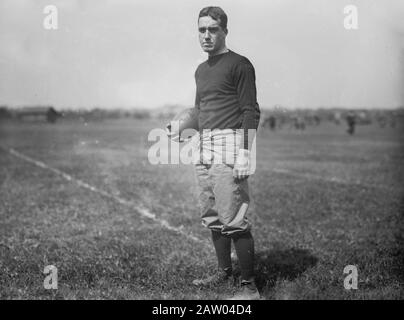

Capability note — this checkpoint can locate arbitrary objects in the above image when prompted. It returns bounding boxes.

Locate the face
[198,16,227,55]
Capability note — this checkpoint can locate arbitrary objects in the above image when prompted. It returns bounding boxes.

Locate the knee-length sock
[233,231,255,282]
[211,230,232,272]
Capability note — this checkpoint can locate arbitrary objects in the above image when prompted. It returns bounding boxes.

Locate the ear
[223,28,228,35]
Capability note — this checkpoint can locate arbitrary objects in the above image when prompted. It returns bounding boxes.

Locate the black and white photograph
[0,0,403,305]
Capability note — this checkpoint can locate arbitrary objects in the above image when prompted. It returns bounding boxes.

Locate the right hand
[165,123,173,137]
[165,123,181,141]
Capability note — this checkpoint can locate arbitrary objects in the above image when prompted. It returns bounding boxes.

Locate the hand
[166,123,191,143]
[165,123,180,141]
[165,123,173,137]
[233,149,250,180]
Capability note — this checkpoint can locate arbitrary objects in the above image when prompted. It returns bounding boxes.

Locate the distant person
[346,111,356,135]
[390,116,396,128]
[334,112,341,125]
[267,115,276,130]
[294,116,305,130]
[378,115,387,128]
[313,115,320,126]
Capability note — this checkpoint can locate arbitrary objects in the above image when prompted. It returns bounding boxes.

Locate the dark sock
[232,231,255,281]
[211,231,232,273]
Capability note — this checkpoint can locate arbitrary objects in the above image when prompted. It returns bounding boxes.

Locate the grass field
[0,118,403,299]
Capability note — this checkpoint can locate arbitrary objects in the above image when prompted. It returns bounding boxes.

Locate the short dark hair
[198,6,228,32]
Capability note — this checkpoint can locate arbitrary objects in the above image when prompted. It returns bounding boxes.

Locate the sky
[0,0,403,110]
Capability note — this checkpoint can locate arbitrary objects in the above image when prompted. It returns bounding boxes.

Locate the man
[346,111,356,135]
[169,6,261,300]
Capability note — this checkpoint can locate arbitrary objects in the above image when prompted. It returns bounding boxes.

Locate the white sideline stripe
[272,168,394,192]
[5,147,205,245]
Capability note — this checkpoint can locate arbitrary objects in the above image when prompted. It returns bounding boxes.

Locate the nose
[203,30,211,40]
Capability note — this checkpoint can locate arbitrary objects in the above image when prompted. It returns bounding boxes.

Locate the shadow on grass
[252,247,318,290]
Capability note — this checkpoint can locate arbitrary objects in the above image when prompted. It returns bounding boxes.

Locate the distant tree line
[0,105,403,129]
[260,107,404,131]
[0,106,152,122]
[60,108,152,121]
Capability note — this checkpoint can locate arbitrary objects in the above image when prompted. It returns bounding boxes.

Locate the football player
[168,6,261,300]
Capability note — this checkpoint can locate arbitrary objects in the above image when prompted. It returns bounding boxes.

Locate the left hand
[233,149,250,180]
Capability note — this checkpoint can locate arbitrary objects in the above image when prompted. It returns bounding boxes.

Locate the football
[166,108,199,142]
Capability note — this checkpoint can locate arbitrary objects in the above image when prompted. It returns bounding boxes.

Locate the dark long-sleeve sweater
[193,50,260,139]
